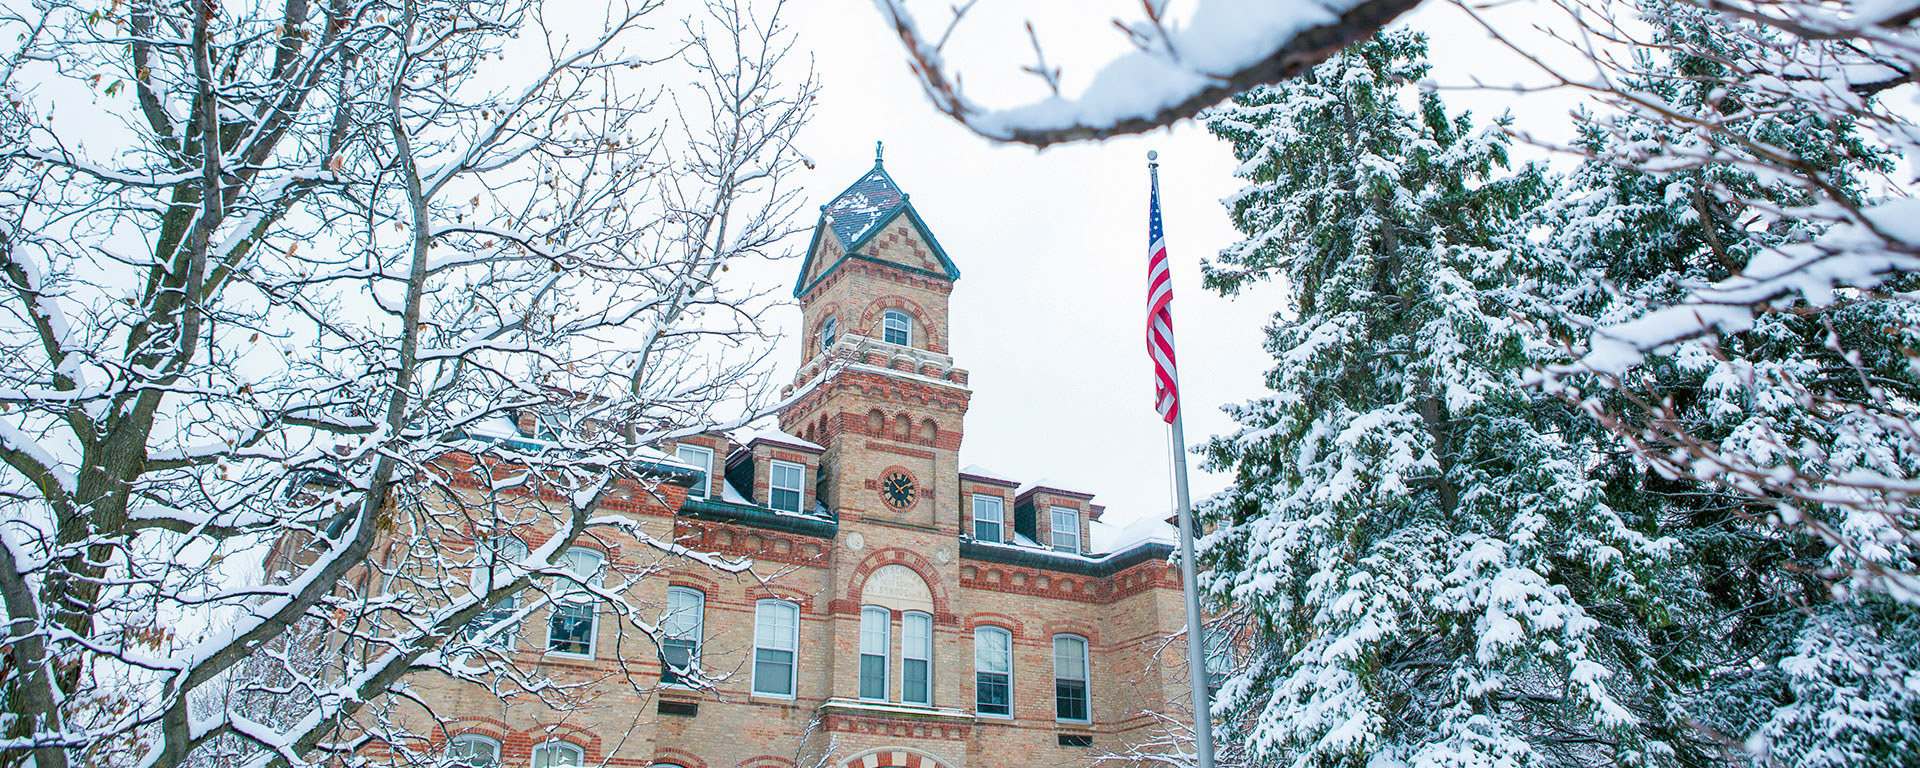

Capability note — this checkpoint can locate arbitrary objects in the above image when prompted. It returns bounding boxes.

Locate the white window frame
[1051,505,1081,553]
[545,547,603,658]
[972,494,1004,543]
[677,444,713,500]
[530,740,583,768]
[769,459,804,514]
[1054,634,1091,723]
[465,536,526,650]
[902,610,933,706]
[882,309,911,346]
[660,587,704,686]
[974,626,1013,717]
[752,599,799,698]
[859,606,890,701]
[447,734,501,768]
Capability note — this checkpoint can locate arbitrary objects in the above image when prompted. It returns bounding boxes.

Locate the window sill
[750,691,798,702]
[975,711,1014,721]
[544,650,596,661]
[1056,719,1093,728]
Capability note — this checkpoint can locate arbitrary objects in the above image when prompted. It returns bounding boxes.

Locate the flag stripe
[1147,171,1179,424]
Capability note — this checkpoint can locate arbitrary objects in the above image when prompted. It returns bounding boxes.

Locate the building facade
[402,156,1199,768]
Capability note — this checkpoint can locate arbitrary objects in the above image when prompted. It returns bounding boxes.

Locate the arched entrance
[839,747,956,768]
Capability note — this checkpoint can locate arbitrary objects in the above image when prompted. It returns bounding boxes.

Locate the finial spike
[876,140,884,163]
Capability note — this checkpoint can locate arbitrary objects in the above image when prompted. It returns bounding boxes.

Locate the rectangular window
[677,444,713,500]
[769,460,804,514]
[753,600,799,696]
[660,587,704,685]
[860,606,889,700]
[903,611,932,705]
[1054,635,1090,722]
[1051,506,1081,553]
[546,548,602,657]
[464,536,526,649]
[972,494,1004,542]
[975,627,1012,716]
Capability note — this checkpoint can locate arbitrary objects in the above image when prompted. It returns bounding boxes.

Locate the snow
[958,463,1019,484]
[1089,514,1177,554]
[918,0,1359,139]
[736,422,824,451]
[722,478,754,506]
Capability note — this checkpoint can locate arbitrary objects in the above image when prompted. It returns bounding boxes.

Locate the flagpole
[1150,150,1217,768]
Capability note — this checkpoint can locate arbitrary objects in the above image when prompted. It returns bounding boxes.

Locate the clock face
[880,471,917,509]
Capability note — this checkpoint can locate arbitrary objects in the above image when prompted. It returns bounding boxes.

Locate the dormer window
[821,316,838,352]
[882,309,911,346]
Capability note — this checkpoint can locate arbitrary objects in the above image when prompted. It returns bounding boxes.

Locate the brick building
[403,155,1201,768]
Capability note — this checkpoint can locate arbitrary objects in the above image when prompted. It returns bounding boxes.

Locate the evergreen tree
[1199,30,1675,768]
[1540,5,1920,766]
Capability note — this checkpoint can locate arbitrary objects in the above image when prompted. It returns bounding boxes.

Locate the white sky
[735,0,1595,531]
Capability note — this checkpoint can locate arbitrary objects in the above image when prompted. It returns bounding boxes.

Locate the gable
[793,202,960,297]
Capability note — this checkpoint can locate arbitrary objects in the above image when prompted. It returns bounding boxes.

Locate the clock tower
[777,146,974,703]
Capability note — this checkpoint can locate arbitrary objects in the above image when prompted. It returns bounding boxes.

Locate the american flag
[1146,168,1178,424]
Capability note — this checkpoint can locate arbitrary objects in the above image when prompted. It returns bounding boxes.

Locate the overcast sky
[733,0,1592,533]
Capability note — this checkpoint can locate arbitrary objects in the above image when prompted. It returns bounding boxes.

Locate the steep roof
[793,149,962,298]
[823,164,906,247]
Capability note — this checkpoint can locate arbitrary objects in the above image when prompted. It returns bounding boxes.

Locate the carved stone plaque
[862,564,932,611]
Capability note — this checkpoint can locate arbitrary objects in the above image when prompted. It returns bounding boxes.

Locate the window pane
[1056,679,1089,721]
[822,316,837,350]
[661,588,703,684]
[975,628,1010,673]
[548,602,594,655]
[677,446,712,499]
[1054,635,1087,679]
[976,672,1010,715]
[754,648,795,696]
[464,594,518,648]
[860,653,887,699]
[904,658,930,705]
[559,548,604,595]
[756,601,797,650]
[531,744,582,768]
[449,736,499,768]
[861,608,889,654]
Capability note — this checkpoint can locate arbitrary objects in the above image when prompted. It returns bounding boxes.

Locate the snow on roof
[958,463,1019,485]
[722,478,753,505]
[822,166,907,247]
[736,422,823,452]
[1015,478,1094,499]
[1089,514,1177,555]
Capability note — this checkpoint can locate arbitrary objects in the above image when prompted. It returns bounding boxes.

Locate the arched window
[447,734,500,768]
[660,587,704,685]
[882,309,911,346]
[820,315,838,352]
[921,418,938,444]
[895,413,911,440]
[903,611,933,705]
[464,536,526,649]
[974,626,1012,716]
[859,606,890,700]
[753,599,799,697]
[547,548,604,657]
[867,409,885,434]
[530,741,583,768]
[1054,634,1090,722]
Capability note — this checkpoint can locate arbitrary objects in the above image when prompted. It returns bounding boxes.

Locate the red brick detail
[838,746,962,768]
[865,441,934,460]
[828,716,971,743]
[959,559,1182,604]
[652,748,708,768]
[857,295,943,354]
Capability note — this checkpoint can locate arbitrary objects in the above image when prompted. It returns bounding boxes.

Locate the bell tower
[778,145,968,536]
